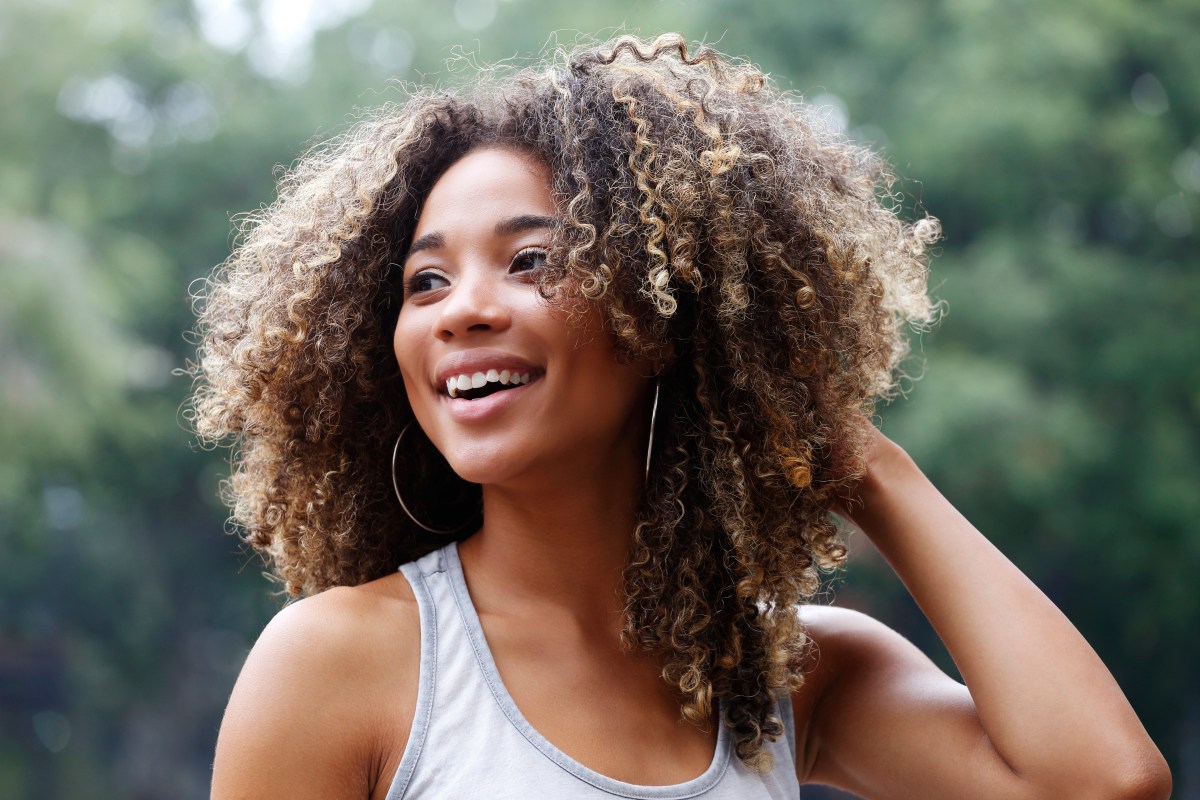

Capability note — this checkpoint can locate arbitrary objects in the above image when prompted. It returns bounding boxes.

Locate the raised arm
[798,428,1171,800]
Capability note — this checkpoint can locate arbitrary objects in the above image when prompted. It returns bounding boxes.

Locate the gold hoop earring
[645,379,660,483]
[392,422,458,534]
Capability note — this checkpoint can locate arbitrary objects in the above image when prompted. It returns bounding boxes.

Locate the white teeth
[444,369,537,398]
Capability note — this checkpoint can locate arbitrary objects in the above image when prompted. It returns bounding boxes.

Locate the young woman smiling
[194,35,1170,799]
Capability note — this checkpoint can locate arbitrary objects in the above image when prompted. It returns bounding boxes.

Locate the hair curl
[187,34,938,771]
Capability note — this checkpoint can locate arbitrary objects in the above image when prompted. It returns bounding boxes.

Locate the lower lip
[440,380,537,423]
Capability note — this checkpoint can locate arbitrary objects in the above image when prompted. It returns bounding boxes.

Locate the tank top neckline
[441,540,735,797]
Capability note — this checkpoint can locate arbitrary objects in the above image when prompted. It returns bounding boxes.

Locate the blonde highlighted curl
[187,34,938,771]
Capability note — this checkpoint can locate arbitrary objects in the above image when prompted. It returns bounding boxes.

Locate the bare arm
[210,579,418,800]
[800,428,1170,800]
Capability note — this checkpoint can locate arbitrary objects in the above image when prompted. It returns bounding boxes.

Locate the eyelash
[403,247,548,297]
[404,271,447,297]
[510,247,548,274]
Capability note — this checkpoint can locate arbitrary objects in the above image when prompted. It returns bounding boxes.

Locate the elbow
[1102,754,1172,800]
[1053,747,1173,800]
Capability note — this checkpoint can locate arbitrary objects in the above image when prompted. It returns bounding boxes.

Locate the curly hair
[187,33,937,771]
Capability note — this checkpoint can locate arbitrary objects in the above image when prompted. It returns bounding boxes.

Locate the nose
[434,268,512,341]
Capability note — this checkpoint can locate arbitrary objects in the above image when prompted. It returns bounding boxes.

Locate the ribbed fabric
[386,542,801,799]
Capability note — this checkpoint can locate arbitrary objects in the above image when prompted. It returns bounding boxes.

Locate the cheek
[567,349,651,431]
[392,318,407,376]
[393,314,425,400]
[551,310,648,414]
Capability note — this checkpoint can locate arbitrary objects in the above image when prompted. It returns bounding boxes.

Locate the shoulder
[798,604,917,671]
[246,572,422,699]
[790,605,974,787]
[794,604,954,703]
[788,606,883,768]
[211,571,422,799]
[792,605,907,703]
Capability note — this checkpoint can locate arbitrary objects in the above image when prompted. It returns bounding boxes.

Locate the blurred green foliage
[1,0,1196,797]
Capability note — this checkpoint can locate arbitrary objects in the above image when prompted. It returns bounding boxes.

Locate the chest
[378,553,801,799]
[483,613,719,784]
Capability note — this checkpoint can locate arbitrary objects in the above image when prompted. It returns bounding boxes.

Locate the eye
[404,270,449,297]
[510,247,548,275]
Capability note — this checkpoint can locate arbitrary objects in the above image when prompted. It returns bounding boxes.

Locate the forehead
[413,147,554,237]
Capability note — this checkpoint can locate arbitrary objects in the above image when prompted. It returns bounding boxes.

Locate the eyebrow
[495,214,558,237]
[405,231,445,260]
[404,214,558,262]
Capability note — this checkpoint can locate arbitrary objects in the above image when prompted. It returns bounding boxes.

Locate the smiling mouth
[443,369,541,400]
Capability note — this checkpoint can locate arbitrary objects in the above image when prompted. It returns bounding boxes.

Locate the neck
[457,451,644,631]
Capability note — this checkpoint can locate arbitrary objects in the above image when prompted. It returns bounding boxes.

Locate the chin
[440,446,532,488]
[446,461,503,486]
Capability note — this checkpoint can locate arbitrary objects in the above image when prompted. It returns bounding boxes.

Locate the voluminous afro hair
[188,33,938,771]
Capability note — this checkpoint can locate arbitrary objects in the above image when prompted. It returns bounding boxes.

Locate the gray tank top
[387,542,802,799]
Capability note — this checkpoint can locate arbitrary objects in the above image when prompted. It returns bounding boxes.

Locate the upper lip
[434,349,544,393]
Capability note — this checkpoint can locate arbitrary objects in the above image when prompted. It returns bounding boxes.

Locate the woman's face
[394,146,652,488]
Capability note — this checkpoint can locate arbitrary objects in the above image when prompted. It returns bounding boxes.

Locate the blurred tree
[1,0,1194,797]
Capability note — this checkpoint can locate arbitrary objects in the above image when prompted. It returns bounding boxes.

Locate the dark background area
[1,0,1197,797]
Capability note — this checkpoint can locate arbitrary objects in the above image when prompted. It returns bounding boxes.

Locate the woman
[193,35,1170,798]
